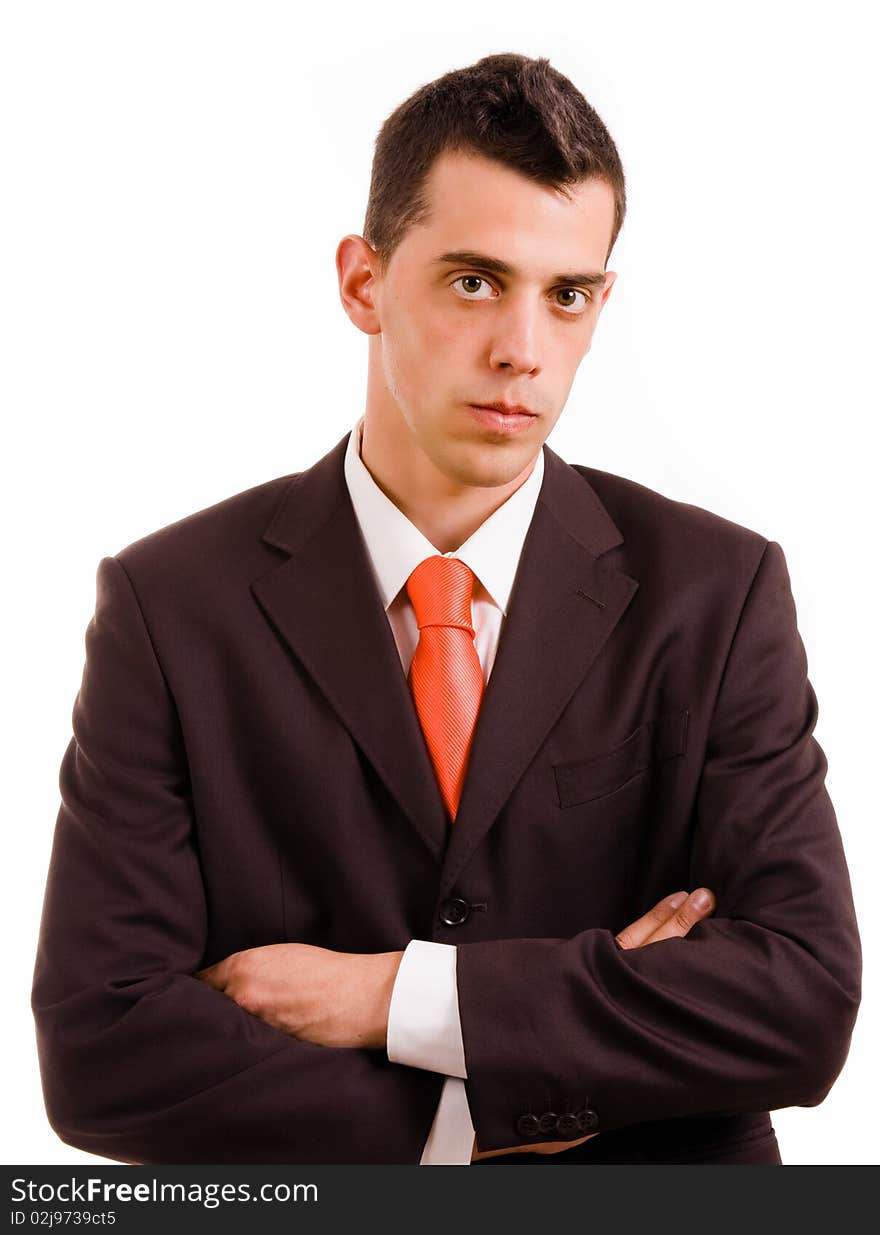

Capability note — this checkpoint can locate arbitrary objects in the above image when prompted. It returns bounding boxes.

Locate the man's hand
[614,885,716,950]
[470,887,717,1161]
[196,943,404,1050]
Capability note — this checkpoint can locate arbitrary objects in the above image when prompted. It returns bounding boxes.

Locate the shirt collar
[343,415,544,615]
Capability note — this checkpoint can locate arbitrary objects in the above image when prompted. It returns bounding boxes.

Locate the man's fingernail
[668,892,688,910]
[691,889,711,911]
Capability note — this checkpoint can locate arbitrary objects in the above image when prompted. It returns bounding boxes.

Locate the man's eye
[554,288,590,313]
[451,275,495,299]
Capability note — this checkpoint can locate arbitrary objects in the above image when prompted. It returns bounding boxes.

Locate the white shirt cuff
[386,939,468,1078]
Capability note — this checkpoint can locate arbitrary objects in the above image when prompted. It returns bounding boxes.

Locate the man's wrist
[370,949,405,1049]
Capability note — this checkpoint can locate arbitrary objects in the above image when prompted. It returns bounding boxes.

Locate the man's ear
[599,270,617,309]
[581,270,618,359]
[336,234,382,336]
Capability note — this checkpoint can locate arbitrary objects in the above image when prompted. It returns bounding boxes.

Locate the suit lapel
[251,433,449,862]
[251,432,639,879]
[439,445,639,898]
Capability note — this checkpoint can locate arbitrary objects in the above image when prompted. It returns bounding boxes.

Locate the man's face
[367,148,618,490]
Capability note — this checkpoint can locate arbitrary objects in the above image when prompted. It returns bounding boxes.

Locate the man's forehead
[411,150,616,263]
[423,149,610,210]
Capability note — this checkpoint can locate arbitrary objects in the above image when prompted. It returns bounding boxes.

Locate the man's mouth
[466,403,537,434]
[470,401,537,418]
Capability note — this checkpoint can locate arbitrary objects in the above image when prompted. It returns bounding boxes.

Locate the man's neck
[358,420,537,553]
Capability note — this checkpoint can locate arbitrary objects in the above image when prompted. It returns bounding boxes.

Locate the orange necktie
[406,556,485,822]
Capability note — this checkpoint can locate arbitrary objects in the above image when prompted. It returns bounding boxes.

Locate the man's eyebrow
[434,250,607,287]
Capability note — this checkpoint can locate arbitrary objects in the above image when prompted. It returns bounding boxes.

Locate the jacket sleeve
[455,539,862,1152]
[31,554,441,1165]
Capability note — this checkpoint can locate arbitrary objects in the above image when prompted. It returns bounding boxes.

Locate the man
[32,53,860,1166]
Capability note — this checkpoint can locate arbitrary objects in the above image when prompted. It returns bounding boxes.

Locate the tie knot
[406,556,476,632]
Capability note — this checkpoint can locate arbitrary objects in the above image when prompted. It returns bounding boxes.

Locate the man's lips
[470,401,537,417]
[466,403,537,434]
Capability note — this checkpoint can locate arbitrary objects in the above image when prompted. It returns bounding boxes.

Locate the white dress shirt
[342,415,545,1164]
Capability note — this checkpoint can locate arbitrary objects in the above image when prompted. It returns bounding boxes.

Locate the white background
[2,0,876,1166]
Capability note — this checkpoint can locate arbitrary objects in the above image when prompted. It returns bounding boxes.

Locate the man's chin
[436,442,542,492]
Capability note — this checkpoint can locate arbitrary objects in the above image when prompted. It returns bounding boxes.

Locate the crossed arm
[196,886,718,1159]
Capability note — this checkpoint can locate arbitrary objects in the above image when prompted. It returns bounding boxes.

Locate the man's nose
[488,297,541,375]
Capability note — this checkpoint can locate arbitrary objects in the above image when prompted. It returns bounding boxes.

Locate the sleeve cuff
[386,939,468,1078]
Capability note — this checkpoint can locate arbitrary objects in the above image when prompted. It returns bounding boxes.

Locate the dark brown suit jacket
[32,432,861,1164]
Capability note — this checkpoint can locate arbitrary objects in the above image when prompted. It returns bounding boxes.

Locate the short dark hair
[363,53,626,272]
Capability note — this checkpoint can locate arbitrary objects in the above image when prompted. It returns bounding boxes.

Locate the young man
[32,53,860,1166]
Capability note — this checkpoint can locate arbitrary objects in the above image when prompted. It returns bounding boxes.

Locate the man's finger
[642,887,715,944]
[615,891,689,950]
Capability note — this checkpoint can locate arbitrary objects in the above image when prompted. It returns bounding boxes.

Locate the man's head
[337,53,625,501]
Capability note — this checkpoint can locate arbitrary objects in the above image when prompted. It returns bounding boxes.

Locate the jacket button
[439,896,470,926]
[577,1107,599,1132]
[516,1113,541,1138]
[555,1112,580,1137]
[537,1111,558,1134]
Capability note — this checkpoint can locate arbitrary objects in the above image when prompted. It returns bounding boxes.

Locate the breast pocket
[553,708,689,809]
